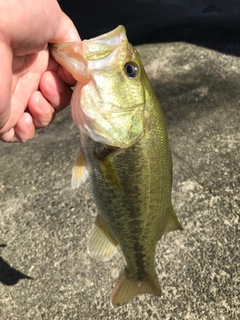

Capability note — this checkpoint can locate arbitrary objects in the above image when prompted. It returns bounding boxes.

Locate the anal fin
[88,214,118,262]
[163,205,183,235]
[71,150,89,189]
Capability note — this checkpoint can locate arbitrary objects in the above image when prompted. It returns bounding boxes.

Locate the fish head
[50,26,149,148]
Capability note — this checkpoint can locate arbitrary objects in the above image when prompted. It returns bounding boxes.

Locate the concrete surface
[0,42,239,319]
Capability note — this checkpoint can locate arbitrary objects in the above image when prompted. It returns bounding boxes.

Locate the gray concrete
[0,42,239,319]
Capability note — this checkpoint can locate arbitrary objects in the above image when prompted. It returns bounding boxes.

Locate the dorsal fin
[163,205,183,235]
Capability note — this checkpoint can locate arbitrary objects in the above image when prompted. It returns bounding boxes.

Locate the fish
[50,25,183,307]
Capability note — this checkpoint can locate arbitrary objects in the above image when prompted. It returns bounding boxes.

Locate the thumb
[49,9,81,43]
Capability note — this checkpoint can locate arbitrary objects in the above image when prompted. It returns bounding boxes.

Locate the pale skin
[0,0,81,142]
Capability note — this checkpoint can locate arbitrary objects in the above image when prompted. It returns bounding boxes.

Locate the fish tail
[111,269,161,307]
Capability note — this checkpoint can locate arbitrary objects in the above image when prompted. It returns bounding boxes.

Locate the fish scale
[80,91,175,299]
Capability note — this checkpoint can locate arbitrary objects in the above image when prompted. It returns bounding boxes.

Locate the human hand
[0,0,81,142]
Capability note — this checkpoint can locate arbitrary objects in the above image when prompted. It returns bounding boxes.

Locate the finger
[1,112,35,142]
[28,91,56,128]
[14,112,35,142]
[50,10,81,43]
[0,42,12,130]
[0,128,15,142]
[40,71,73,112]
[47,56,76,86]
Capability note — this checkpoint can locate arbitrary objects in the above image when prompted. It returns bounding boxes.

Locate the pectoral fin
[96,155,121,191]
[88,214,118,262]
[71,150,89,189]
[163,205,183,235]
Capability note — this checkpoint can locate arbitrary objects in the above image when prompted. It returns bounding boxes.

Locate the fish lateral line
[51,24,184,307]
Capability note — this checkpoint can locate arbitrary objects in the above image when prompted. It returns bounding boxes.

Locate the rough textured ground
[0,42,239,319]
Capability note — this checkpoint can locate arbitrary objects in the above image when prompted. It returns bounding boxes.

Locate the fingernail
[36,93,50,113]
[0,128,15,142]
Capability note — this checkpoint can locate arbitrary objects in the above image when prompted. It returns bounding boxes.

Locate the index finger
[47,55,76,86]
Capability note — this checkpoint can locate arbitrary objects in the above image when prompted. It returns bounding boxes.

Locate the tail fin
[111,270,161,307]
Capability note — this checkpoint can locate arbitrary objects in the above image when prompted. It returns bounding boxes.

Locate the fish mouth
[83,25,128,62]
[49,42,90,86]
[83,25,128,70]
[49,26,128,86]
[89,25,127,44]
[50,26,146,149]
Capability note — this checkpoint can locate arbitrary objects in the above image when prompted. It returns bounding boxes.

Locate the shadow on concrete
[0,245,32,286]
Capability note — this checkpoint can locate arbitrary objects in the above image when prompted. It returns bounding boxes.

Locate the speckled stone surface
[0,42,239,319]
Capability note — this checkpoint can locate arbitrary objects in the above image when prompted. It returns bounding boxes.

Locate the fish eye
[124,62,139,78]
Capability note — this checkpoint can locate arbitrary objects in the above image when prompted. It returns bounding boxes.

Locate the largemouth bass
[50,25,183,307]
